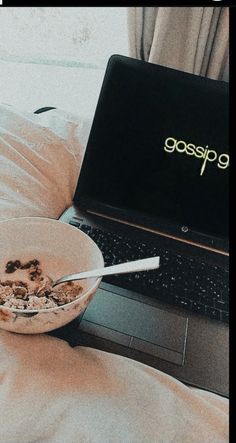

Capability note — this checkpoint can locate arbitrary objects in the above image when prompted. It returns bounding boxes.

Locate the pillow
[0,104,90,221]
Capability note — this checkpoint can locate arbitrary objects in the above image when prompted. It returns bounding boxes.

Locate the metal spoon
[52,256,160,287]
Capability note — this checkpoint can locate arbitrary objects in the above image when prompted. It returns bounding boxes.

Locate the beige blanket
[0,331,228,443]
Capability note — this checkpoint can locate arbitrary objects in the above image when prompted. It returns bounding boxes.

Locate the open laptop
[59,55,229,397]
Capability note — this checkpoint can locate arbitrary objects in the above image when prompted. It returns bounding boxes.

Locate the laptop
[59,55,229,397]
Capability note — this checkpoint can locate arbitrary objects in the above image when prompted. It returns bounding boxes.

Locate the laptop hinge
[87,210,228,257]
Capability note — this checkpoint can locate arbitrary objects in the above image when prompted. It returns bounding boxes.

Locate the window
[0,7,129,115]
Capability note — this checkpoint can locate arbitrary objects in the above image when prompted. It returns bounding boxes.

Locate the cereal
[0,259,83,310]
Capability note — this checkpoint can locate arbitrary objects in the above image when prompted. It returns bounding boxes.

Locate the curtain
[128,7,229,81]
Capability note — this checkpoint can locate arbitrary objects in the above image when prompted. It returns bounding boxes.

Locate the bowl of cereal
[0,217,104,334]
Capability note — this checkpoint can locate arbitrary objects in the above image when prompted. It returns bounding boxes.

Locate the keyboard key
[174,296,192,309]
[192,302,206,315]
[215,300,229,311]
[205,307,221,321]
[80,224,92,234]
[69,220,80,227]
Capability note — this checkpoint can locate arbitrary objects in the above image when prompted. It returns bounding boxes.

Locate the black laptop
[59,55,229,397]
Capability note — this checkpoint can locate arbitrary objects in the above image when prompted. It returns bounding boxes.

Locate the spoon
[52,256,160,287]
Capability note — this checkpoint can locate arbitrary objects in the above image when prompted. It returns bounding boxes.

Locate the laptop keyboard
[69,220,229,324]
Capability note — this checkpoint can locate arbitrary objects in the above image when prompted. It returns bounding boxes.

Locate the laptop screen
[74,55,229,250]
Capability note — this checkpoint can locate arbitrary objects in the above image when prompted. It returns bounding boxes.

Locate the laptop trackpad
[80,289,188,366]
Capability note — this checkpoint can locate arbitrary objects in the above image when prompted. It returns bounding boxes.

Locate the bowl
[0,217,104,334]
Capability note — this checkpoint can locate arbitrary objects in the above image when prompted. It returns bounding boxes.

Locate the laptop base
[57,206,229,397]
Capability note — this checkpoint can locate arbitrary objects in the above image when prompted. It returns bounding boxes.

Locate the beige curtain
[128,7,229,81]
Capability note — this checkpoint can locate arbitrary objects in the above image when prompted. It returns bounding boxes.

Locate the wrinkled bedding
[0,104,229,443]
[0,104,87,221]
[0,330,229,443]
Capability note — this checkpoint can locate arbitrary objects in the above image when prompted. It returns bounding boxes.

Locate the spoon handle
[53,256,160,287]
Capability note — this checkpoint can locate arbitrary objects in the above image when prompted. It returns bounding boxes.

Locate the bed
[0,104,229,443]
